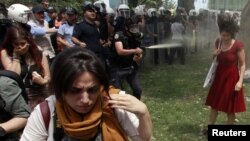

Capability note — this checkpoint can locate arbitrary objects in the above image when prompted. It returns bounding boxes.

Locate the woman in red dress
[205,18,246,125]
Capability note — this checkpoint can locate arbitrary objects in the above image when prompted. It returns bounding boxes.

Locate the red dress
[205,40,246,113]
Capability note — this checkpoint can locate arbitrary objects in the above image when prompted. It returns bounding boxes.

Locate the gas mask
[119,9,130,19]
[128,24,143,42]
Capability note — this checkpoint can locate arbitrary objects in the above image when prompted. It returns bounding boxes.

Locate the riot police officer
[146,8,159,65]
[94,0,109,45]
[113,4,130,32]
[158,7,172,63]
[109,15,143,100]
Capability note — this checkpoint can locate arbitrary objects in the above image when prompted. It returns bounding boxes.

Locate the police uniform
[146,16,159,64]
[113,16,126,32]
[109,31,142,99]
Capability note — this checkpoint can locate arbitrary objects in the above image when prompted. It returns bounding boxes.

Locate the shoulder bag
[203,39,221,88]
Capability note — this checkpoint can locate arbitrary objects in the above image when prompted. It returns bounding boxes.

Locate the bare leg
[227,113,235,125]
[209,109,218,125]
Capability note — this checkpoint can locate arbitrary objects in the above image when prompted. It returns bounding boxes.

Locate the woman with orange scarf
[20,47,152,141]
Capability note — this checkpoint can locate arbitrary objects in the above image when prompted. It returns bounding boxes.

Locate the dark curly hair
[217,14,239,38]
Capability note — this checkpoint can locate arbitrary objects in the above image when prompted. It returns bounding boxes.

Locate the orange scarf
[56,86,129,141]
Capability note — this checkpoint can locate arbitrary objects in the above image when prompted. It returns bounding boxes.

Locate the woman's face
[220,31,232,42]
[12,39,29,55]
[64,72,101,114]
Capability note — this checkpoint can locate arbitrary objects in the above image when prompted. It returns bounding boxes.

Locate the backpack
[40,101,102,141]
[0,70,28,103]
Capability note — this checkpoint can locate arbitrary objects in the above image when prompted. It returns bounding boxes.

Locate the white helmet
[134,5,145,16]
[7,3,31,23]
[106,7,114,14]
[189,9,197,16]
[118,4,130,18]
[158,6,166,16]
[147,8,157,17]
[94,0,106,13]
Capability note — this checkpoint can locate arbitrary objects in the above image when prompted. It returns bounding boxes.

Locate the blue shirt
[57,23,75,47]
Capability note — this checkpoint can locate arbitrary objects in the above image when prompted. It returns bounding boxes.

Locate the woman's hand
[235,81,243,91]
[32,71,46,85]
[213,48,221,57]
[108,94,148,117]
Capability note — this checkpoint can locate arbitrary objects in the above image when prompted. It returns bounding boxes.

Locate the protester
[27,5,57,64]
[56,7,78,52]
[41,0,50,22]
[0,74,30,140]
[205,17,246,128]
[47,6,57,28]
[20,47,152,141]
[54,7,67,29]
[1,25,50,110]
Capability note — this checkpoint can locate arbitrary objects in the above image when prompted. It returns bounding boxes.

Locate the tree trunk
[238,1,250,69]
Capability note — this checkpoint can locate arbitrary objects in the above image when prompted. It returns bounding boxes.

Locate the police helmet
[106,6,114,14]
[134,5,145,16]
[118,4,130,19]
[158,6,166,16]
[189,9,197,16]
[94,0,106,14]
[7,3,31,23]
[82,1,97,12]
[147,8,157,17]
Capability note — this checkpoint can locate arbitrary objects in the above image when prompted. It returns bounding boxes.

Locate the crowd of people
[0,0,153,140]
[0,0,246,140]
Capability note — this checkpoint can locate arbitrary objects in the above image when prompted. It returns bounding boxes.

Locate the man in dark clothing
[146,8,159,65]
[158,9,172,63]
[109,16,143,99]
[72,2,105,63]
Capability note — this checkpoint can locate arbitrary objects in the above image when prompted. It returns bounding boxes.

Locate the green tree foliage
[2,0,84,14]
[128,0,139,7]
[178,0,194,13]
[167,0,177,9]
[138,0,163,8]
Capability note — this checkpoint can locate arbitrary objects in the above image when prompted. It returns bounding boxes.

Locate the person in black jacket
[109,16,143,100]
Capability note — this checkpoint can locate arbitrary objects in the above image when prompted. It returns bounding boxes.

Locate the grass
[128,47,250,141]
